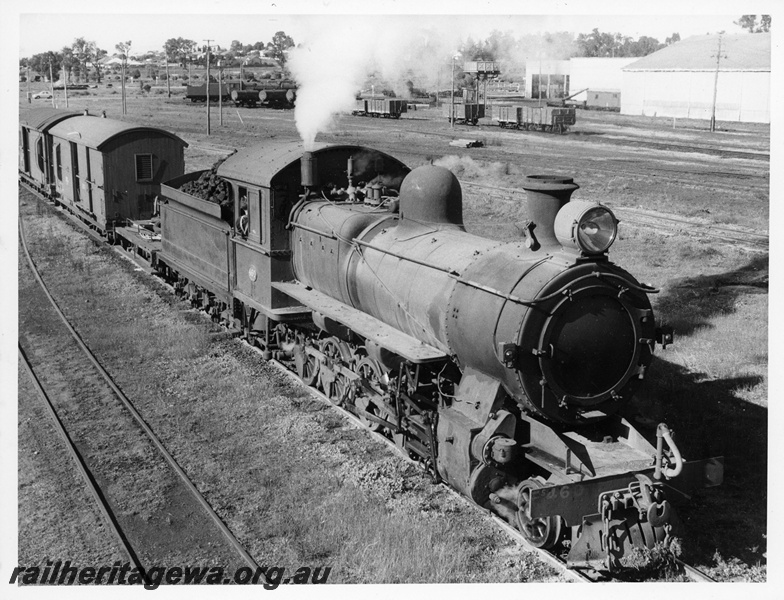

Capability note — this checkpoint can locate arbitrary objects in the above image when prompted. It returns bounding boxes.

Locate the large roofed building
[621,33,771,123]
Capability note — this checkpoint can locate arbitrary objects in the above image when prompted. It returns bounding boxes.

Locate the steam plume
[287,16,578,148]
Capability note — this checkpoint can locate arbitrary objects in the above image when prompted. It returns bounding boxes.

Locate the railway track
[19,182,719,584]
[18,208,265,584]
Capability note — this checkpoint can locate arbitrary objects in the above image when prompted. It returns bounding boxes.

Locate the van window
[55,144,62,180]
[36,138,44,172]
[135,154,153,181]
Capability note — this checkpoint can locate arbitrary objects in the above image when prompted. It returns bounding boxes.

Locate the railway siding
[18,212,251,574]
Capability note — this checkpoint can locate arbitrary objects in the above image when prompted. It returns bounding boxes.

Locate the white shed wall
[621,70,770,123]
[569,58,637,93]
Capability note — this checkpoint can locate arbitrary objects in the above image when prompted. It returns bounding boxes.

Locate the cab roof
[216,140,407,188]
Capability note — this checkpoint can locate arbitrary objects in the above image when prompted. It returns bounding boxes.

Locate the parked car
[32,91,52,100]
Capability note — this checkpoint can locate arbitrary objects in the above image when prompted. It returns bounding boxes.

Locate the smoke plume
[287,16,578,148]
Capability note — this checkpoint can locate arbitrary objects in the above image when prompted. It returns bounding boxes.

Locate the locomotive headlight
[555,200,618,254]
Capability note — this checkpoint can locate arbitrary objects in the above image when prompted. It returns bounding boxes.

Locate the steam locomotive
[155,142,723,572]
[19,108,723,573]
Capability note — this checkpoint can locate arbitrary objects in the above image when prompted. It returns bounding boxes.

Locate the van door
[69,142,81,206]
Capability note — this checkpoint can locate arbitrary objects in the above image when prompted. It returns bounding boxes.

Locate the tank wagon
[254,80,297,108]
[153,141,722,573]
[19,107,187,237]
[185,82,239,103]
[186,80,297,108]
[352,98,408,119]
[496,104,577,133]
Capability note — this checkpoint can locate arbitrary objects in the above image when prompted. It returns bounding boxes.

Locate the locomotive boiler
[153,141,722,573]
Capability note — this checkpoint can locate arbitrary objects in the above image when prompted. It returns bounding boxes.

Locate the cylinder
[522,175,579,248]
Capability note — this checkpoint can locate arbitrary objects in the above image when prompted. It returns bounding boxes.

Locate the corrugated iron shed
[623,33,770,72]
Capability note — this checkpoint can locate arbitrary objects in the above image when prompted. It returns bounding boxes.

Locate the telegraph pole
[63,62,69,108]
[204,40,212,135]
[710,33,725,133]
[218,60,223,126]
[450,56,456,128]
[49,61,55,107]
[165,54,171,97]
[121,56,127,115]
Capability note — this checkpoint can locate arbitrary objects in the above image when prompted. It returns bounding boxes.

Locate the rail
[18,207,265,582]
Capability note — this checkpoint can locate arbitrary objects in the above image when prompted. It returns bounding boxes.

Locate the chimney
[300,151,317,189]
[521,175,579,248]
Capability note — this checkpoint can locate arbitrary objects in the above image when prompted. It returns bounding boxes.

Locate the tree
[626,36,664,57]
[665,32,681,45]
[116,40,132,62]
[29,51,63,81]
[735,15,771,33]
[71,37,97,82]
[61,46,77,82]
[268,31,295,66]
[164,37,197,67]
[93,47,108,82]
[577,29,664,57]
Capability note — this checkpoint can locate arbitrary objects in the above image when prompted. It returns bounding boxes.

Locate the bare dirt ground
[18,87,769,581]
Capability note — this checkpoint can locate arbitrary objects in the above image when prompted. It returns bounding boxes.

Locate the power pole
[204,40,212,135]
[710,33,726,133]
[49,61,55,107]
[218,60,223,126]
[63,62,69,108]
[165,54,171,97]
[121,56,127,115]
[450,56,456,128]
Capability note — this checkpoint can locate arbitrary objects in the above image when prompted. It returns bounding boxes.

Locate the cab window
[247,188,262,244]
[235,186,248,237]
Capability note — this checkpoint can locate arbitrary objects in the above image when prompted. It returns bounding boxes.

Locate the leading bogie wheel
[516,478,563,549]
